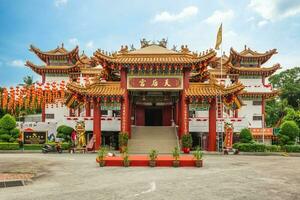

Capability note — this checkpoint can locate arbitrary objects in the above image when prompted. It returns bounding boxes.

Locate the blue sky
[0,0,300,86]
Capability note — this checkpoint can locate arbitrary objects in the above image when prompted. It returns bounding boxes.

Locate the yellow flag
[215,23,222,50]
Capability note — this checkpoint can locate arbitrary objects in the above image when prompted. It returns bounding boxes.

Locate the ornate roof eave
[239,90,279,99]
[228,63,281,76]
[185,81,245,98]
[29,45,80,63]
[92,48,217,68]
[66,81,125,98]
[25,61,80,75]
[229,47,277,65]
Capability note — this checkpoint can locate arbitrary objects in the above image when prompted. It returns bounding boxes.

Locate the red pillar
[120,68,130,136]
[93,100,101,150]
[180,92,189,138]
[208,98,217,151]
[86,101,91,117]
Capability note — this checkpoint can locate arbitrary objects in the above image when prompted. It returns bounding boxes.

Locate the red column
[180,92,189,138]
[93,100,101,150]
[120,68,130,136]
[86,100,91,117]
[177,98,181,137]
[208,98,217,151]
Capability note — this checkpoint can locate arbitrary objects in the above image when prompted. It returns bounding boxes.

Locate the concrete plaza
[0,153,299,200]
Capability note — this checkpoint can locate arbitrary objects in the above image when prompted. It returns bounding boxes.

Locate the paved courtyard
[0,153,299,200]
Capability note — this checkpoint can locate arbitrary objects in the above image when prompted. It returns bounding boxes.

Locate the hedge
[281,145,300,153]
[233,143,300,153]
[0,142,71,150]
[0,143,19,150]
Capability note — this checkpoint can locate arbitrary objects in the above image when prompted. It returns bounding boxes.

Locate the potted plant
[172,146,180,167]
[181,133,192,154]
[119,132,129,153]
[193,147,203,167]
[149,149,158,167]
[122,147,130,167]
[97,147,107,167]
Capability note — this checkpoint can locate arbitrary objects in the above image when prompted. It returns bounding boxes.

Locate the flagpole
[220,26,223,152]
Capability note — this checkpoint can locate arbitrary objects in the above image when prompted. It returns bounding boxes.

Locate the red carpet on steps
[96,155,199,167]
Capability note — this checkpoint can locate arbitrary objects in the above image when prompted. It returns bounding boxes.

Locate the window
[46,114,55,119]
[253,115,262,121]
[101,110,108,116]
[253,101,262,105]
[113,110,121,117]
[189,110,195,118]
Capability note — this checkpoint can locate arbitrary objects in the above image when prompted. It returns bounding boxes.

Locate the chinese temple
[21,39,279,151]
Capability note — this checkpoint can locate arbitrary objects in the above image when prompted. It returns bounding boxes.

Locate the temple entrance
[145,107,162,126]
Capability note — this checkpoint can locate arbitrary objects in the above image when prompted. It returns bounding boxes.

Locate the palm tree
[19,76,34,88]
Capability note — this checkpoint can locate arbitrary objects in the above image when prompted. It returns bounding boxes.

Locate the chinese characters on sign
[128,77,183,90]
[224,125,233,149]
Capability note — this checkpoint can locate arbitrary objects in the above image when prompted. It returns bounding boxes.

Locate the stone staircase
[128,126,178,154]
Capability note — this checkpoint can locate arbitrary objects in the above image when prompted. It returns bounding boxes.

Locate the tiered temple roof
[67,80,124,98]
[93,42,216,69]
[229,46,277,66]
[185,81,244,97]
[29,44,80,64]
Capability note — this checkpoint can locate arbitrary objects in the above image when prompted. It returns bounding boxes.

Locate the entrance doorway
[145,108,162,126]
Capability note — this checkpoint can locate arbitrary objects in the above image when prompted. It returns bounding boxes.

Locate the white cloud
[249,0,300,21]
[54,0,68,7]
[9,59,25,67]
[85,41,95,49]
[204,10,234,25]
[69,38,79,46]
[258,20,268,27]
[152,6,198,23]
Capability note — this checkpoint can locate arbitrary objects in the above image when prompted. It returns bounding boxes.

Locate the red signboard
[224,125,233,149]
[127,76,183,90]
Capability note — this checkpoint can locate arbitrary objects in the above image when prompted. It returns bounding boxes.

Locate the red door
[163,106,172,126]
[135,105,145,126]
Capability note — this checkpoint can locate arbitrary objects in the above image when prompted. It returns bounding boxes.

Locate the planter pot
[173,160,180,167]
[195,160,203,168]
[99,160,105,167]
[182,147,190,154]
[149,160,156,167]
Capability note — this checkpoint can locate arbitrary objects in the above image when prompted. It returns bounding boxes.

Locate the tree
[56,125,74,142]
[19,76,34,88]
[265,99,289,127]
[269,67,300,109]
[0,114,19,142]
[278,121,299,145]
[282,108,300,129]
[239,128,253,143]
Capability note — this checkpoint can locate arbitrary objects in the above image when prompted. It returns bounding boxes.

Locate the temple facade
[25,39,279,151]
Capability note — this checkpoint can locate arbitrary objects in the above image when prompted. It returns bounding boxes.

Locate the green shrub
[0,114,16,130]
[0,142,19,150]
[281,145,300,153]
[239,128,253,143]
[56,125,74,142]
[0,134,12,142]
[119,132,129,147]
[0,129,9,136]
[278,121,299,145]
[233,143,266,152]
[10,128,20,138]
[181,134,193,148]
[265,145,281,152]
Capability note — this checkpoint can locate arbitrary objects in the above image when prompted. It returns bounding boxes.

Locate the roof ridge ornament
[180,45,190,54]
[158,38,168,48]
[118,45,129,54]
[140,38,151,48]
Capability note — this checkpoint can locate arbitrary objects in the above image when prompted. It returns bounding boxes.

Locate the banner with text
[127,76,183,90]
